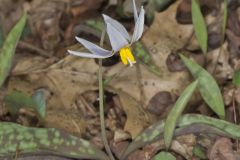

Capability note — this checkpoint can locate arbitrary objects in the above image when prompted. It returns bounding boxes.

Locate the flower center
[119,47,136,66]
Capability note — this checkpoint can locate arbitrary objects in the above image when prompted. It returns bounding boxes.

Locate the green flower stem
[99,29,115,160]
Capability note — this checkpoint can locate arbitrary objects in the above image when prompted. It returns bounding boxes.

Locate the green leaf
[0,122,108,160]
[233,71,240,87]
[152,151,176,160]
[193,144,207,159]
[222,0,228,38]
[164,80,198,148]
[145,0,175,25]
[0,21,4,48]
[191,0,208,54]
[32,89,46,119]
[180,54,225,119]
[121,114,240,159]
[0,13,27,88]
[85,20,105,33]
[4,90,46,120]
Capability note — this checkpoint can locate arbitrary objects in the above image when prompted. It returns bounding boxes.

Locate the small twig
[18,41,52,58]
[211,44,224,74]
[232,88,239,150]
[98,29,115,160]
[232,89,237,124]
[182,28,194,50]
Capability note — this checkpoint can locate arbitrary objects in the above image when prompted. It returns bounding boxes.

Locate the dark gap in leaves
[95,55,120,67]
[166,52,186,72]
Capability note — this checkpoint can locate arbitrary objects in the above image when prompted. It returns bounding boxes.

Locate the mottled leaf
[0,122,108,160]
[233,71,240,88]
[164,80,198,148]
[0,13,27,87]
[121,114,240,159]
[152,151,176,160]
[192,0,208,54]
[4,90,46,120]
[133,42,162,77]
[180,54,225,119]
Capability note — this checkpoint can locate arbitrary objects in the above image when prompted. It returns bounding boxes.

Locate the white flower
[68,0,145,66]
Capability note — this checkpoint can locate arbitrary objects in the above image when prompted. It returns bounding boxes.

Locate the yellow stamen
[119,47,136,66]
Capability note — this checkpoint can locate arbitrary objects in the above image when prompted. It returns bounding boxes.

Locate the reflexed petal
[102,14,131,41]
[68,50,113,59]
[75,37,112,56]
[132,0,138,22]
[106,22,129,52]
[131,6,145,43]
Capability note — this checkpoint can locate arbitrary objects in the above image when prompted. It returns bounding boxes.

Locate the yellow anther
[119,47,136,66]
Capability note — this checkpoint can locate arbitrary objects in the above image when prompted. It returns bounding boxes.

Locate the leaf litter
[1,0,240,159]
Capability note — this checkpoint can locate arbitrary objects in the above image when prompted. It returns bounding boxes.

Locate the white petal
[131,6,145,43]
[68,50,113,59]
[102,14,131,41]
[106,22,129,52]
[75,37,112,56]
[132,0,138,22]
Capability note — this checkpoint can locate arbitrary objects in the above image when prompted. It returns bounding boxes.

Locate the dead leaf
[114,89,156,138]
[226,29,240,60]
[209,137,238,160]
[70,0,103,17]
[206,42,234,84]
[29,0,66,50]
[147,91,174,118]
[111,141,129,159]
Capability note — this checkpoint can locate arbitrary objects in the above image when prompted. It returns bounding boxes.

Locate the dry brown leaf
[209,137,238,160]
[206,42,233,83]
[29,0,66,50]
[113,89,155,138]
[70,0,103,17]
[143,138,193,159]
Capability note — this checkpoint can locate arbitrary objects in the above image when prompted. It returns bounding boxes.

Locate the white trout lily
[68,0,145,66]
